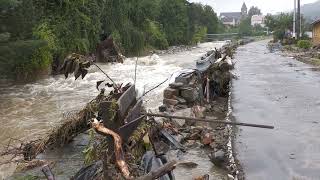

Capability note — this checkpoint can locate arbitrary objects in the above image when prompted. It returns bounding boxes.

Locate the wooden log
[92,118,132,179]
[136,160,177,180]
[41,164,55,180]
[144,113,274,129]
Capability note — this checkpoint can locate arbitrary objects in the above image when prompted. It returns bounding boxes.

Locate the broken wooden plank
[99,101,119,130]
[137,160,177,180]
[99,85,136,129]
[160,129,185,152]
[117,85,136,119]
[124,99,143,124]
[117,99,143,141]
[118,115,145,142]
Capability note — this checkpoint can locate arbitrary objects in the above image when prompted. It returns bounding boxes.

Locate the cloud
[188,0,318,15]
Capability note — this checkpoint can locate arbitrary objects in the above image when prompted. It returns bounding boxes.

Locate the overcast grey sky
[189,0,318,15]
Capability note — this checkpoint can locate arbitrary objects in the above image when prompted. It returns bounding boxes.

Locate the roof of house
[220,12,242,19]
[311,18,320,25]
[221,16,235,23]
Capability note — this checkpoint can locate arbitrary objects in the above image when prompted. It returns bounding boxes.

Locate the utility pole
[297,0,301,39]
[293,0,296,38]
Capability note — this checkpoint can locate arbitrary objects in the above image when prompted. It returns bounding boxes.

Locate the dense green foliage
[238,17,252,36]
[0,40,50,80]
[0,0,222,80]
[297,40,312,49]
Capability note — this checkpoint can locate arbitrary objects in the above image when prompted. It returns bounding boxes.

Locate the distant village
[219,2,265,27]
[218,1,319,46]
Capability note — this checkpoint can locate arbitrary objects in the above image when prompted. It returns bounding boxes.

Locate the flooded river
[0,42,226,179]
[232,40,320,179]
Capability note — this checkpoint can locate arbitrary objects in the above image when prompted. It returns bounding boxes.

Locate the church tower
[241,2,247,17]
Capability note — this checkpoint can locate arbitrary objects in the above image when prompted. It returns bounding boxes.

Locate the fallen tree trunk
[91,118,132,179]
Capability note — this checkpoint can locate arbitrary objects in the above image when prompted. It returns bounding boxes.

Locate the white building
[251,15,265,27]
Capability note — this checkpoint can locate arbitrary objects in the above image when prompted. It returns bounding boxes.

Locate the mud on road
[232,40,320,180]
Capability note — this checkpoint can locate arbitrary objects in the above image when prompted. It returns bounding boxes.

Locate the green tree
[0,0,223,80]
[248,6,262,17]
[159,0,189,45]
[239,17,252,36]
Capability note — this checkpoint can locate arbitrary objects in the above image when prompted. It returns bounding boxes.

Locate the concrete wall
[313,23,320,45]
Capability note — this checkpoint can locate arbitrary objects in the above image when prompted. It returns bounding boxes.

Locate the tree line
[0,0,223,80]
[264,13,310,41]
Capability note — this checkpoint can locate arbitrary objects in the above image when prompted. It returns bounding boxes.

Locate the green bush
[297,40,312,49]
[0,33,11,42]
[273,29,285,41]
[119,23,145,55]
[192,26,207,44]
[0,40,51,80]
[145,20,168,50]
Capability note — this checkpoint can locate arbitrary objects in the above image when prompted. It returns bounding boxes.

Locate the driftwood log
[91,118,132,179]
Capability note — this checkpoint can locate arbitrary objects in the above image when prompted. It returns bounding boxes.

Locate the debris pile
[153,43,239,179]
[3,41,268,180]
[162,45,235,109]
[278,42,320,67]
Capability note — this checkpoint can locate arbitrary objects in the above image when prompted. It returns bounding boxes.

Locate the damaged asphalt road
[232,40,320,179]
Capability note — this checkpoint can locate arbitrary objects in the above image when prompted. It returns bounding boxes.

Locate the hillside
[301,0,320,21]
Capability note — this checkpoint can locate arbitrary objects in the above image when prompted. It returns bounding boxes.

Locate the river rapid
[0,42,226,179]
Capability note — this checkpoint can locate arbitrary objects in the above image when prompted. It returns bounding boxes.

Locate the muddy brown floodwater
[232,40,320,179]
[0,42,228,179]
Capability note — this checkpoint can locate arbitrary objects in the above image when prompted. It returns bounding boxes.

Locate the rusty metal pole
[144,113,275,129]
[293,0,296,38]
[297,0,301,39]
